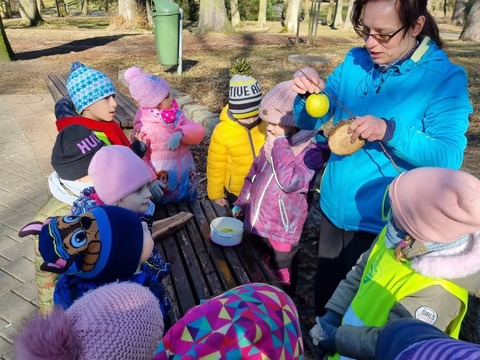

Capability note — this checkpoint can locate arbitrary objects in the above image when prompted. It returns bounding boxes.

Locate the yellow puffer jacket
[207,105,266,199]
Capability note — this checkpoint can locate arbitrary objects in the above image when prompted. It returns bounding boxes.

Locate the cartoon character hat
[124,66,170,108]
[389,167,480,243]
[15,282,164,360]
[229,74,263,119]
[88,145,153,205]
[155,283,303,359]
[66,62,116,114]
[51,124,104,181]
[19,206,144,283]
[259,80,297,126]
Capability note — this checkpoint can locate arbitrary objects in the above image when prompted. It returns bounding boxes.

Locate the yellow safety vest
[329,227,468,360]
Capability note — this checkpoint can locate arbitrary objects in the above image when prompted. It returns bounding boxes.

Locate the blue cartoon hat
[66,62,116,113]
[20,206,143,283]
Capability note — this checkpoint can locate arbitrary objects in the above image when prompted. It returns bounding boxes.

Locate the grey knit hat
[259,80,296,126]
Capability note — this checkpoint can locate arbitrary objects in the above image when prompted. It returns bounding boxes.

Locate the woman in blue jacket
[292,0,473,316]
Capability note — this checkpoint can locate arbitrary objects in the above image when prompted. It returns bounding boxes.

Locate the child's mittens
[131,139,148,158]
[149,179,166,202]
[309,312,340,356]
[166,131,183,150]
[231,205,243,218]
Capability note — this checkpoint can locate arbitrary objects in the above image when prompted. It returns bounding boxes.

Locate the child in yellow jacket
[207,59,266,207]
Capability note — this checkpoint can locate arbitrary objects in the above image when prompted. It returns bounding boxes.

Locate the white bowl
[209,217,244,247]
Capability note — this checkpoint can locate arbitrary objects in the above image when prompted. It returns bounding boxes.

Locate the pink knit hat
[88,145,152,205]
[259,80,297,126]
[15,282,164,360]
[389,167,480,243]
[124,66,170,108]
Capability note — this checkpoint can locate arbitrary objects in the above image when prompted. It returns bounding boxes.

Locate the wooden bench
[45,74,279,323]
[45,73,135,129]
[154,199,278,323]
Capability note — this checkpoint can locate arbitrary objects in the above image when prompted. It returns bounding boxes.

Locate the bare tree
[119,0,136,23]
[0,16,13,61]
[326,0,335,25]
[18,0,45,26]
[285,0,302,33]
[460,0,480,41]
[81,0,88,15]
[54,0,68,17]
[304,0,310,21]
[333,0,344,28]
[230,0,240,28]
[343,0,354,31]
[258,0,267,28]
[452,0,469,25]
[197,0,231,33]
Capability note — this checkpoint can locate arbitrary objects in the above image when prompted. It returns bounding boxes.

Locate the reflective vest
[330,227,468,360]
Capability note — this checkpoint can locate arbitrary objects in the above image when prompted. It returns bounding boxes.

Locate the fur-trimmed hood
[411,233,480,292]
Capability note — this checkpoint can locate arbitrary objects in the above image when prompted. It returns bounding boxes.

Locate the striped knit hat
[228,74,263,119]
[66,62,116,114]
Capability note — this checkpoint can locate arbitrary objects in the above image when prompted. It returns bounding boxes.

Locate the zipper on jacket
[251,169,273,228]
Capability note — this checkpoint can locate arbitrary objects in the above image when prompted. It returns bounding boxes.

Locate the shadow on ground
[13,34,136,60]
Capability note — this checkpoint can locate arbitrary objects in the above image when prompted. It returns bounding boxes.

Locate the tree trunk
[55,0,68,17]
[230,0,240,28]
[333,0,343,28]
[326,0,335,25]
[0,16,13,61]
[197,0,231,33]
[285,0,301,33]
[120,0,136,23]
[343,0,354,31]
[258,0,267,28]
[452,0,469,25]
[0,0,13,18]
[18,0,44,26]
[460,0,480,41]
[81,0,88,16]
[304,0,310,21]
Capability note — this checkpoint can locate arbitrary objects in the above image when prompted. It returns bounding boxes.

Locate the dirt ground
[2,18,478,357]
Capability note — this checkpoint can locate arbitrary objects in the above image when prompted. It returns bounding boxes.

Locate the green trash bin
[152,0,180,66]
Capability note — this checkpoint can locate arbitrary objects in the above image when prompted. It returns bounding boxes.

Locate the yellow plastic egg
[305,93,330,118]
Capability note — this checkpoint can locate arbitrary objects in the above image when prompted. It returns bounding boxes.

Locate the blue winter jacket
[294,37,472,233]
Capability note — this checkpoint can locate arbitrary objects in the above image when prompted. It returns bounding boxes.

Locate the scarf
[56,116,131,147]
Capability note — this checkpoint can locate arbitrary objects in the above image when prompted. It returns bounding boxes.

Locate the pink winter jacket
[132,106,205,203]
[235,137,327,251]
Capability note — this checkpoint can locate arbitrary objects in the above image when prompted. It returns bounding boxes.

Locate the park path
[0,94,56,360]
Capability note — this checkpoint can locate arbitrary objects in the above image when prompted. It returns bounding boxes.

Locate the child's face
[267,122,293,137]
[83,95,117,122]
[116,183,151,213]
[156,93,173,110]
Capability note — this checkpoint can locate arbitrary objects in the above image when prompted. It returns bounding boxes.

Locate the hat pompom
[15,308,80,360]
[70,61,83,73]
[124,66,143,84]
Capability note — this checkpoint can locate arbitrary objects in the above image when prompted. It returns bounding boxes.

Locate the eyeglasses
[354,24,406,42]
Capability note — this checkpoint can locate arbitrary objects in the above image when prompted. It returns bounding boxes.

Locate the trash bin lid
[152,0,179,15]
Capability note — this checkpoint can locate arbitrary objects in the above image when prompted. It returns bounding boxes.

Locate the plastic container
[152,0,180,66]
[209,217,244,247]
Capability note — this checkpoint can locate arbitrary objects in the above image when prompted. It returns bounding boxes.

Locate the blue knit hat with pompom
[66,62,116,113]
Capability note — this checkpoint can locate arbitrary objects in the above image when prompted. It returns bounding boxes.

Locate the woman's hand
[348,116,387,143]
[292,67,325,95]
